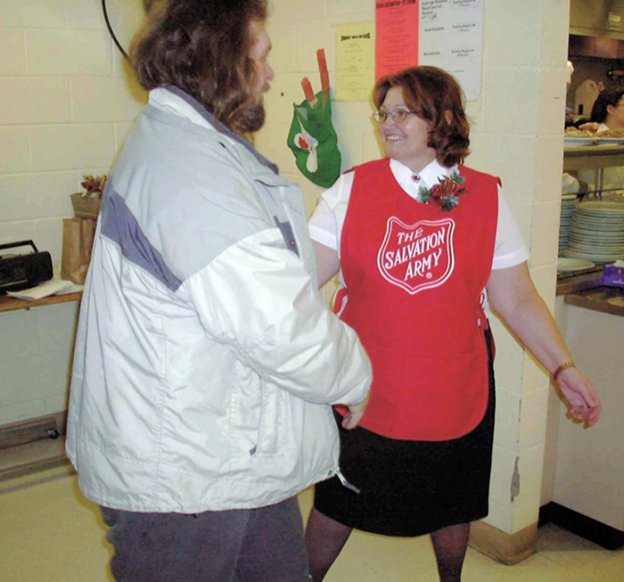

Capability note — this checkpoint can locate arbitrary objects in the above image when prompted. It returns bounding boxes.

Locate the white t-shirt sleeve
[308,172,355,255]
[492,184,530,270]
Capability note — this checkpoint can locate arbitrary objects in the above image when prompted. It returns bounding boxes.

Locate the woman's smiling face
[377,86,438,174]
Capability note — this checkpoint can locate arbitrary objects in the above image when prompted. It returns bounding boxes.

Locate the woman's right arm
[309,172,354,288]
[313,241,341,288]
[312,236,368,429]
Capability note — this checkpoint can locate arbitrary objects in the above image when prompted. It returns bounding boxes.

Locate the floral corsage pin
[418,171,467,212]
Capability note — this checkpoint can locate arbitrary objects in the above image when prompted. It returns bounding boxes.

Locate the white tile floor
[1,447,623,581]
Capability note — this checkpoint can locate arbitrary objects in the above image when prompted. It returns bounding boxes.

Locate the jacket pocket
[232,365,282,461]
[253,379,281,456]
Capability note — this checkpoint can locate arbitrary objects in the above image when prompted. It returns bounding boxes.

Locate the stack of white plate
[558,194,577,255]
[563,200,624,263]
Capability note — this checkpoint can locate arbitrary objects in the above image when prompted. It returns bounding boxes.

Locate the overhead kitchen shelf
[570,0,624,41]
[564,144,624,171]
[563,144,624,199]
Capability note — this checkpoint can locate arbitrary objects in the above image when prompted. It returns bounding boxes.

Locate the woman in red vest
[305,66,601,582]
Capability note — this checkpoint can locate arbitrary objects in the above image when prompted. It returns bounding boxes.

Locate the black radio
[0,240,53,295]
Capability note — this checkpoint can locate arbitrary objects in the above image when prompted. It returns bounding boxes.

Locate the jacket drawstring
[336,468,360,494]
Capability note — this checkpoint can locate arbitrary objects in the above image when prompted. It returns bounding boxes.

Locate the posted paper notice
[419,0,483,100]
[375,0,483,100]
[336,22,376,101]
[375,1,420,80]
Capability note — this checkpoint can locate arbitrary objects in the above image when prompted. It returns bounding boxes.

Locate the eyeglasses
[371,109,417,124]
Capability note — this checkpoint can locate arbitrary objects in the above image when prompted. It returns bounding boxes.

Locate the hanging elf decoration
[287,49,342,188]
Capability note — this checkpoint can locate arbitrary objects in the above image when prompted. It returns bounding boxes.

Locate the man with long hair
[65,1,371,580]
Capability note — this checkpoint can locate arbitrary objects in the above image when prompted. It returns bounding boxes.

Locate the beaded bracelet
[553,361,575,382]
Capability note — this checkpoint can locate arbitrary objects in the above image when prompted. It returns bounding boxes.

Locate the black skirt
[313,328,496,537]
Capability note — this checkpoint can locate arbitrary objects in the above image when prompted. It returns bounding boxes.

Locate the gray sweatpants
[100,497,311,581]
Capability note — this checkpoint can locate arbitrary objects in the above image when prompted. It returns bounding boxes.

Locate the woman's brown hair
[373,66,470,167]
[131,0,267,135]
[590,86,624,123]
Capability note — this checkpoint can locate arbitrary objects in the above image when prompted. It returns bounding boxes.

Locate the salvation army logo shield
[376,217,455,295]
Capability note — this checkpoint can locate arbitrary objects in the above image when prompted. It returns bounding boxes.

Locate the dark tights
[430,522,470,581]
[304,508,470,582]
[305,508,352,581]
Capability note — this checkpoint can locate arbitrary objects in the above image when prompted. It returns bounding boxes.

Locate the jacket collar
[158,85,279,176]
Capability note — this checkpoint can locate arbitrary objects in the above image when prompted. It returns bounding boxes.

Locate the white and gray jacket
[66,87,371,514]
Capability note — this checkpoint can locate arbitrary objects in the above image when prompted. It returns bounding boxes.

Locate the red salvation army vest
[336,159,499,441]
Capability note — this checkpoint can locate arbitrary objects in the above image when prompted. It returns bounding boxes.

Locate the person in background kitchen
[580,85,624,134]
[304,66,602,582]
[564,60,577,127]
[576,86,624,194]
[65,1,372,580]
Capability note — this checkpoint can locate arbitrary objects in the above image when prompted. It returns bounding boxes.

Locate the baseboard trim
[538,501,554,528]
[0,451,70,484]
[469,520,537,565]
[0,415,58,450]
[539,502,624,550]
[0,410,68,451]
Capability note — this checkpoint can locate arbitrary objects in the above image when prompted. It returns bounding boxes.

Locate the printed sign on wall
[336,22,376,102]
[375,0,483,100]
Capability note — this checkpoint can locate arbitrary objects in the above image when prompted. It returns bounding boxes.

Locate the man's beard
[237,101,266,134]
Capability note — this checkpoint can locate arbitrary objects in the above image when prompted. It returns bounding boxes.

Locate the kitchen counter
[555,267,604,296]
[552,289,624,547]
[565,285,624,317]
[557,268,624,317]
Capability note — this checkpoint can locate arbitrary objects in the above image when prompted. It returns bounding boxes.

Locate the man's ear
[607,104,615,117]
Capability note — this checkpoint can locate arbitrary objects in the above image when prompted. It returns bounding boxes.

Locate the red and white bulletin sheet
[375,0,483,100]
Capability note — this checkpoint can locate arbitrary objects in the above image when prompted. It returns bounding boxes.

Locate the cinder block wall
[0,0,146,424]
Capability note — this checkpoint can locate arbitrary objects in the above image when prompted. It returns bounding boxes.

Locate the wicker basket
[71,192,101,220]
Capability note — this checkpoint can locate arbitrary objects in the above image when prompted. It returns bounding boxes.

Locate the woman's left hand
[556,366,602,426]
[487,263,602,428]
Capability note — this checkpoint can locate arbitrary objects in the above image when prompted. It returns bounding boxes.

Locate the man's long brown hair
[131,0,268,135]
[373,66,470,167]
